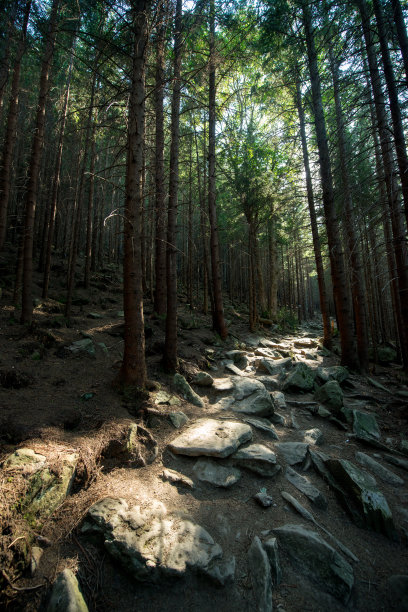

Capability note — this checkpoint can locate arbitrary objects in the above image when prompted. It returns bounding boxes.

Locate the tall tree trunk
[163,0,182,372]
[208,0,227,339]
[0,0,31,251]
[42,44,74,298]
[115,0,150,389]
[84,122,96,288]
[294,76,331,347]
[358,0,408,368]
[268,212,278,321]
[302,1,358,368]
[390,0,408,86]
[329,50,370,372]
[153,0,166,315]
[373,0,408,230]
[20,0,60,324]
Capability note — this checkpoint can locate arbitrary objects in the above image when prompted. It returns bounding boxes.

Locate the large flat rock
[275,442,309,466]
[274,524,354,604]
[193,458,241,488]
[232,443,281,477]
[82,498,228,584]
[168,419,252,458]
[248,536,273,612]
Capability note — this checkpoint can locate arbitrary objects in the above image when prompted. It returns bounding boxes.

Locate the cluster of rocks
[3,331,408,611]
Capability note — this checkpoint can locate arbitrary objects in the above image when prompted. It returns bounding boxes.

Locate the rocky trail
[1,279,408,611]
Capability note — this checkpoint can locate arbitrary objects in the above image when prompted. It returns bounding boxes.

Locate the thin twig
[7,535,26,549]
[1,569,45,592]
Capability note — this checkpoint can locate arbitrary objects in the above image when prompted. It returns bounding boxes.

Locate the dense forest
[1,1,408,611]
[1,0,407,377]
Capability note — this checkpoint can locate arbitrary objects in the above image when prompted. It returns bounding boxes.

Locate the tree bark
[20,0,60,324]
[163,0,182,372]
[153,0,167,316]
[329,50,369,372]
[390,0,408,86]
[358,0,408,368]
[116,0,150,389]
[302,0,358,368]
[0,0,31,252]
[373,0,408,230]
[294,76,331,347]
[42,44,74,298]
[208,0,227,340]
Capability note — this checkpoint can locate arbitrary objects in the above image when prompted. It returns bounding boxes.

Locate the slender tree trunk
[163,0,182,372]
[294,77,331,348]
[390,0,408,86]
[358,0,408,368]
[42,45,74,298]
[268,213,278,321]
[373,0,408,230]
[153,0,166,315]
[208,0,227,339]
[115,0,150,389]
[84,122,96,288]
[302,0,358,369]
[20,0,60,324]
[329,51,370,372]
[0,0,31,251]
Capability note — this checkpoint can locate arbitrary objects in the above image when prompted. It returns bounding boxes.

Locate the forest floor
[0,260,408,612]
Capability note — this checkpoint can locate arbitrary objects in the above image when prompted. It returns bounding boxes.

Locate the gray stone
[192,371,214,387]
[168,419,252,458]
[254,375,281,391]
[4,449,78,519]
[205,555,236,586]
[303,428,323,446]
[263,537,282,585]
[155,391,181,406]
[383,454,408,472]
[243,417,279,440]
[387,575,408,612]
[248,536,273,612]
[355,452,404,486]
[401,440,408,456]
[326,458,396,538]
[47,568,88,612]
[162,468,194,489]
[254,490,274,507]
[255,347,280,359]
[88,312,103,319]
[275,442,309,466]
[232,443,281,477]
[352,410,381,441]
[282,362,316,392]
[68,338,95,358]
[259,357,292,376]
[213,378,234,391]
[213,397,236,411]
[270,412,285,426]
[314,380,343,411]
[173,374,204,407]
[30,546,43,577]
[273,524,353,604]
[271,391,286,410]
[225,350,248,368]
[285,466,327,509]
[231,377,274,417]
[316,366,349,386]
[193,458,241,488]
[168,411,188,428]
[225,362,246,376]
[294,338,318,348]
[3,448,46,473]
[378,346,397,364]
[82,498,225,583]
